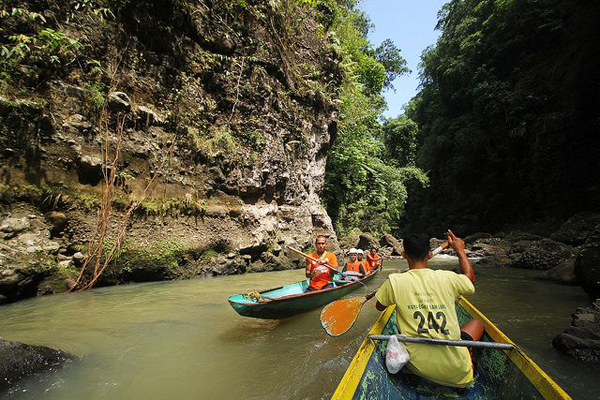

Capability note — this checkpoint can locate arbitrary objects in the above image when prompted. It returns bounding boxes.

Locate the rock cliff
[0,0,343,302]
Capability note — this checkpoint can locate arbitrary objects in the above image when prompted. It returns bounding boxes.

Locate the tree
[374,39,410,91]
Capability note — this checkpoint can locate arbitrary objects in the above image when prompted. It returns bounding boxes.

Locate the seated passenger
[356,249,370,273]
[366,247,381,271]
[342,249,365,279]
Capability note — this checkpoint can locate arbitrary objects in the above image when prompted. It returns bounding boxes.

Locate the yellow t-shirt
[375,268,475,388]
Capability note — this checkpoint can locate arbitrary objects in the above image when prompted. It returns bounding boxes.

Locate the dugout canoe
[228,269,379,319]
[333,296,571,400]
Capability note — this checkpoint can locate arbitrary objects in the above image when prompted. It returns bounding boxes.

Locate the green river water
[1,259,599,399]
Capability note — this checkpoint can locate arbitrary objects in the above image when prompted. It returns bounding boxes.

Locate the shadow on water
[216,317,297,343]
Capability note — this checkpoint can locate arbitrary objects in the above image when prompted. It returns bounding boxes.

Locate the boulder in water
[574,224,600,299]
[357,234,379,252]
[509,238,574,270]
[553,300,600,363]
[551,213,600,246]
[537,257,578,285]
[379,233,403,255]
[0,338,76,391]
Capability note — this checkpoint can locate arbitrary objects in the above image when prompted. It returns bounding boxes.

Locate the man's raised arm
[447,229,475,283]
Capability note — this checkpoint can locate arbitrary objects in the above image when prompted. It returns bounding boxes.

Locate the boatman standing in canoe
[374,230,484,389]
[305,234,339,292]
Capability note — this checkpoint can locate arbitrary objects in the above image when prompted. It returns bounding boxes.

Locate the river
[1,259,599,399]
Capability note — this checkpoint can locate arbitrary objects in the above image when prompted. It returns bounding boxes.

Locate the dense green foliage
[320,1,428,236]
[404,0,600,234]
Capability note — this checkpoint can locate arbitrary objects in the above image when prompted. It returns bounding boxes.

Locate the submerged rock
[537,257,578,285]
[553,299,600,363]
[0,338,76,391]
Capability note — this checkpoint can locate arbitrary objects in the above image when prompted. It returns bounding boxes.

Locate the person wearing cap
[356,249,369,273]
[342,248,365,278]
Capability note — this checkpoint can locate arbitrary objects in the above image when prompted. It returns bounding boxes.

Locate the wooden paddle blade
[320,298,364,337]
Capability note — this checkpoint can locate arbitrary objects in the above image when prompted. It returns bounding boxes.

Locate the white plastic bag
[385,335,410,374]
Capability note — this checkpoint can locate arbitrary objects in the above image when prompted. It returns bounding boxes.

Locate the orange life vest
[366,253,380,271]
[344,261,364,274]
[359,260,370,273]
[307,251,338,290]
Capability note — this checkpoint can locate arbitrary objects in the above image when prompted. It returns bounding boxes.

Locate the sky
[358,0,447,118]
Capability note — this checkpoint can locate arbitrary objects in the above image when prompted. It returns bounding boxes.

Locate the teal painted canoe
[228,269,379,319]
[333,296,571,400]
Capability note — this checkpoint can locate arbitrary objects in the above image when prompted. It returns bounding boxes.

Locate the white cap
[349,248,357,254]
[357,249,364,255]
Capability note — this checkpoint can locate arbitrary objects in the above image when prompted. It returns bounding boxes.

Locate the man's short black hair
[403,233,430,260]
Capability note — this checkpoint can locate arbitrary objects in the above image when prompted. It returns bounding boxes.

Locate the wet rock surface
[0,338,76,391]
[380,233,403,256]
[551,213,600,246]
[509,238,574,270]
[0,204,75,303]
[537,257,578,285]
[553,299,600,363]
[574,224,600,299]
[356,234,379,251]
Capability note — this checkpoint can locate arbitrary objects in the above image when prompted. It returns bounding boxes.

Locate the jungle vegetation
[402,0,600,235]
[326,0,600,237]
[320,0,428,237]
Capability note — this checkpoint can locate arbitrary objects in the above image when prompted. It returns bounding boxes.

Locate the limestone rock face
[107,91,131,112]
[0,0,343,303]
[356,234,379,252]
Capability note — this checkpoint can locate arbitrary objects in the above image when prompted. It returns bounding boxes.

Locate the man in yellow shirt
[375,230,483,388]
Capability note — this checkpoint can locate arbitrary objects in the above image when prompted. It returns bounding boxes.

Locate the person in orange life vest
[366,247,381,271]
[356,249,369,273]
[305,235,338,292]
[342,248,365,277]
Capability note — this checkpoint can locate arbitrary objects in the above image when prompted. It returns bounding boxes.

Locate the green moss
[72,191,101,210]
[246,262,268,273]
[39,262,79,294]
[201,248,217,261]
[111,240,183,271]
[26,253,58,275]
[135,195,206,217]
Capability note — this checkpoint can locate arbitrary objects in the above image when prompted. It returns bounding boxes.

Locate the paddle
[369,334,514,350]
[320,242,449,337]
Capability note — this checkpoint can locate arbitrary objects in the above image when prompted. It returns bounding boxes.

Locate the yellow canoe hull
[333,296,571,400]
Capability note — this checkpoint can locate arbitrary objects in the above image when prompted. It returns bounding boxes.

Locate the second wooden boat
[228,268,379,319]
[333,296,571,399]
